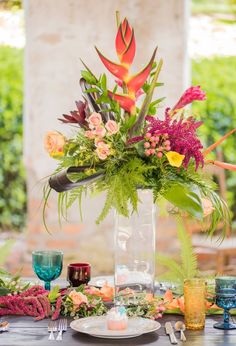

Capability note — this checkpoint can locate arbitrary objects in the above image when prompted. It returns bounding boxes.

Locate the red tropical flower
[59,100,90,129]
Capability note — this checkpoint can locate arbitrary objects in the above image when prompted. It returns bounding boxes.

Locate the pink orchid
[172,85,206,111]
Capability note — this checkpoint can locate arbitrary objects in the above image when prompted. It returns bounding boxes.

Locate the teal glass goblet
[32,250,63,290]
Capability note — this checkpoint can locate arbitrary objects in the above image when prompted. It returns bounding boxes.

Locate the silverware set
[165,321,186,344]
[48,319,67,341]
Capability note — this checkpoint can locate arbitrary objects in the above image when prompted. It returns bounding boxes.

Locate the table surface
[1,314,236,346]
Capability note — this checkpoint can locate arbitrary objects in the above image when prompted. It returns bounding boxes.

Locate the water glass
[67,263,91,287]
[214,276,236,330]
[184,278,206,330]
[32,250,63,290]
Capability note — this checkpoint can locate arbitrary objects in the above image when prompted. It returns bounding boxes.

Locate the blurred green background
[0,0,236,231]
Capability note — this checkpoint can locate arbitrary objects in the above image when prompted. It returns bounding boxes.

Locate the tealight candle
[106,306,128,331]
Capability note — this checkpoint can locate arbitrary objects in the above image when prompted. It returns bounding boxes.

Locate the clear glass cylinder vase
[114,189,156,305]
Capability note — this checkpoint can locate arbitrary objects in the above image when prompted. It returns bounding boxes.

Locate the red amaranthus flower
[145,110,204,169]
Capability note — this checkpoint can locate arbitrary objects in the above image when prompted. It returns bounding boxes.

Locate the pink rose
[88,112,102,127]
[44,131,65,157]
[96,142,110,160]
[68,291,88,308]
[94,126,106,138]
[84,130,95,139]
[95,138,104,147]
[105,120,119,135]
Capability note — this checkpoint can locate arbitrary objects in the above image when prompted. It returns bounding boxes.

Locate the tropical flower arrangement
[44,13,236,233]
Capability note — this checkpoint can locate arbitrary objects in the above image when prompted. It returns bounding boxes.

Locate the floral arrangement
[0,273,225,321]
[44,13,236,232]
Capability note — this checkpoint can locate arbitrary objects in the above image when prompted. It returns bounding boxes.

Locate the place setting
[1,4,236,346]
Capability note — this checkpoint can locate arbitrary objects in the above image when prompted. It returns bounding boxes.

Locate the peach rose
[105,120,119,135]
[95,142,110,160]
[84,130,95,139]
[94,126,106,138]
[69,291,88,307]
[88,112,102,127]
[202,198,215,217]
[44,131,65,157]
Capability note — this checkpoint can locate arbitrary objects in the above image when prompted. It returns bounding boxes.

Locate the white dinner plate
[70,316,161,339]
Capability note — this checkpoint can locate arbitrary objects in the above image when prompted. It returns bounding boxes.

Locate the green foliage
[157,221,198,293]
[0,46,25,231]
[192,57,236,220]
[0,239,15,265]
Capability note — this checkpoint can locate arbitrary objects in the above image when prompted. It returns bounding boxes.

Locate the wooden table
[1,314,236,346]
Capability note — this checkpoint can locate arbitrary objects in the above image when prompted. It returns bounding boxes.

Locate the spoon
[174,321,186,342]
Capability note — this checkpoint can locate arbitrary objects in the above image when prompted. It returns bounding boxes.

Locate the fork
[56,319,67,341]
[48,320,57,340]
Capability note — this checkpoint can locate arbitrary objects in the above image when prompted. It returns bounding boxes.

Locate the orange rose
[44,131,65,158]
[68,291,88,307]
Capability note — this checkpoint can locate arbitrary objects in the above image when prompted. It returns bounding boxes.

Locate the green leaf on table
[48,285,60,303]
[163,182,203,219]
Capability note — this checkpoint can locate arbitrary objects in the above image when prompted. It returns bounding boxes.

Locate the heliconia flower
[115,79,144,100]
[94,126,106,138]
[115,18,135,67]
[126,48,157,97]
[166,151,185,167]
[88,112,102,127]
[95,47,129,82]
[58,100,89,129]
[116,20,136,67]
[172,85,206,111]
[108,91,136,114]
[44,131,65,158]
[105,120,119,135]
[96,141,110,160]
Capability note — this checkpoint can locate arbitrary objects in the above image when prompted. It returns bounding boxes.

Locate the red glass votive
[67,263,91,287]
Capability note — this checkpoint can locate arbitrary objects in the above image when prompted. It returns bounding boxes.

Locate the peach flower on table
[44,131,65,158]
[69,291,88,308]
[105,120,119,135]
[88,112,102,127]
[96,142,110,160]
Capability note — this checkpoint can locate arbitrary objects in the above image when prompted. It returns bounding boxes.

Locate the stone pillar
[24,0,189,276]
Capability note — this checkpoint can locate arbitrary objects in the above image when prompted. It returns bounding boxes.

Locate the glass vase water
[114,189,156,305]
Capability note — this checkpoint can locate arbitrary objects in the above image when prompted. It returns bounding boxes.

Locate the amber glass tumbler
[184,278,206,330]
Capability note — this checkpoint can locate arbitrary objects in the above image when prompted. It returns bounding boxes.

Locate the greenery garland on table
[43,12,236,234]
[0,271,225,321]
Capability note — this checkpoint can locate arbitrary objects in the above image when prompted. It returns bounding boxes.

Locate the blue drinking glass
[32,250,63,290]
[214,276,236,330]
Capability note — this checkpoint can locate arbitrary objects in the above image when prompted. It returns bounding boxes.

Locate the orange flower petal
[95,47,128,81]
[120,29,136,67]
[108,91,136,114]
[127,47,157,94]
[115,24,127,57]
[206,159,236,172]
[203,128,236,157]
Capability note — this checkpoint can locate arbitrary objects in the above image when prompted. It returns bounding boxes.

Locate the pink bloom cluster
[144,132,171,158]
[85,112,119,160]
[0,285,63,321]
[173,85,206,111]
[145,111,204,169]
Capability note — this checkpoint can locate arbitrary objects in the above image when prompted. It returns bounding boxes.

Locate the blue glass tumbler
[214,276,236,330]
[32,250,63,290]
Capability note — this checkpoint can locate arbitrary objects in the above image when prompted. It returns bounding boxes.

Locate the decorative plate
[70,316,161,339]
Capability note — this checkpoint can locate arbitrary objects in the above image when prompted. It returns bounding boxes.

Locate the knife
[165,322,178,344]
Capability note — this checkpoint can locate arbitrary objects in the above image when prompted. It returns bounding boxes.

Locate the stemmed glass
[214,276,236,330]
[32,250,63,290]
